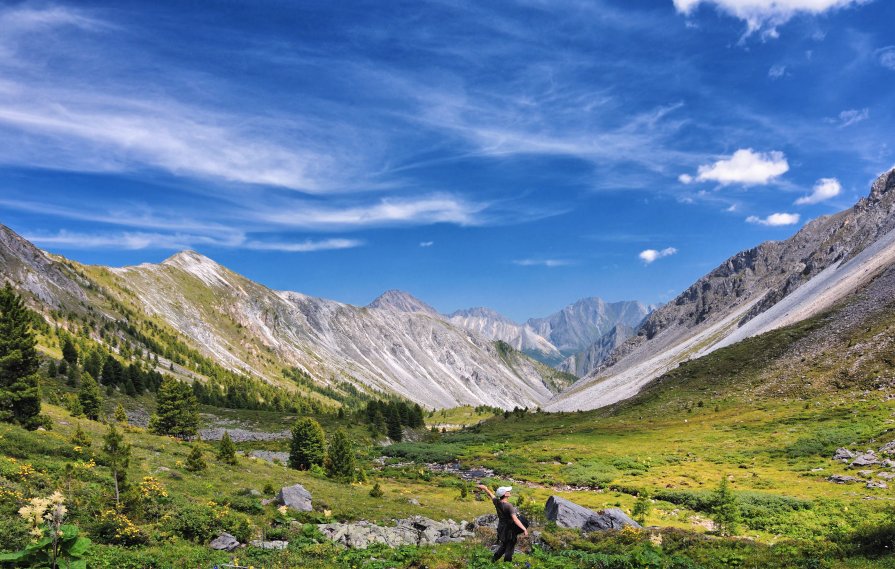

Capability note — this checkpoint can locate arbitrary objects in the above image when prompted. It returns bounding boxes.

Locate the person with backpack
[476,483,528,562]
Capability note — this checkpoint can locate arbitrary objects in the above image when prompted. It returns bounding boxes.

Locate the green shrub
[163,502,218,543]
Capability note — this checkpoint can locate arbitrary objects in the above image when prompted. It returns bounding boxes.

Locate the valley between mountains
[2,169,895,569]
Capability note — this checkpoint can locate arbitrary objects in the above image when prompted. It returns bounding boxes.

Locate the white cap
[496,486,512,498]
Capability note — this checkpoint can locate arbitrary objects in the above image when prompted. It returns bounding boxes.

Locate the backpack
[513,513,530,533]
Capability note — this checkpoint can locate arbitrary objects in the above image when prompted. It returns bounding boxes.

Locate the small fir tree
[632,491,652,526]
[78,372,102,420]
[149,377,199,438]
[711,476,740,536]
[185,445,207,472]
[325,428,355,480]
[217,431,238,465]
[0,283,42,428]
[289,418,326,471]
[103,424,131,505]
[71,423,92,449]
[114,403,128,424]
[369,482,384,498]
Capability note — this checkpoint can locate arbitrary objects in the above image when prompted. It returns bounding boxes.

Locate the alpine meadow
[2,1,895,568]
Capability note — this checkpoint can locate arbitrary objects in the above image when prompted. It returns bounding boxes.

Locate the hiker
[476,483,528,562]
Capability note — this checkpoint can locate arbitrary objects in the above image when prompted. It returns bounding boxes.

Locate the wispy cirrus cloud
[512,259,574,268]
[746,212,800,226]
[828,108,869,127]
[639,247,678,264]
[24,229,363,253]
[679,149,788,186]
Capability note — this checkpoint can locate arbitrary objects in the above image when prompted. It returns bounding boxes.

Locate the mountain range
[3,167,894,412]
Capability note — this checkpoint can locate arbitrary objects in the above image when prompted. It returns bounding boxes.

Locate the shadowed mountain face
[549,168,895,411]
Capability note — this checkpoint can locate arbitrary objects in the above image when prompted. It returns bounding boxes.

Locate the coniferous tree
[78,372,102,421]
[186,445,207,472]
[149,377,199,438]
[82,350,104,382]
[103,424,130,505]
[71,423,91,449]
[47,360,57,378]
[65,361,80,387]
[325,428,355,480]
[114,403,128,424]
[386,405,403,442]
[288,418,326,471]
[632,491,652,526]
[0,283,42,428]
[217,431,238,465]
[711,476,740,536]
[61,336,78,367]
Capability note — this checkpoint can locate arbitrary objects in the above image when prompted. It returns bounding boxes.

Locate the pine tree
[114,403,128,424]
[288,418,326,471]
[325,428,355,480]
[711,476,740,536]
[632,491,652,526]
[61,336,78,367]
[0,283,42,429]
[71,423,91,449]
[386,405,403,442]
[65,361,80,387]
[185,445,207,472]
[369,482,384,498]
[217,431,238,465]
[78,372,102,421]
[103,424,131,505]
[149,377,199,438]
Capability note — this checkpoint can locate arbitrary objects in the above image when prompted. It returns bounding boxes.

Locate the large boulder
[277,483,313,511]
[851,452,879,468]
[832,448,855,461]
[545,496,640,532]
[209,532,240,551]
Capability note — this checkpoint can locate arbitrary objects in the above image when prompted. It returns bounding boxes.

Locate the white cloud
[682,148,788,186]
[512,259,573,267]
[794,177,841,205]
[639,247,678,264]
[768,64,786,79]
[259,195,487,230]
[673,0,870,38]
[876,47,895,70]
[25,229,363,252]
[746,212,800,226]
[831,108,869,127]
[419,241,434,247]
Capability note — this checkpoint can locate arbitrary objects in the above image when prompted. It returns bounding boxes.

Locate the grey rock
[249,540,288,550]
[851,452,879,467]
[877,472,895,480]
[866,480,889,489]
[318,516,475,549]
[277,484,313,512]
[879,441,895,455]
[828,474,861,484]
[209,532,240,551]
[857,470,874,478]
[832,448,855,461]
[407,498,420,506]
[544,495,640,531]
[249,450,290,464]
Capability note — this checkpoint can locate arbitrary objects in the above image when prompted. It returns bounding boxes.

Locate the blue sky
[1,0,893,321]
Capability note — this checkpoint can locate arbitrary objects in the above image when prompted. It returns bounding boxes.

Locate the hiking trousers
[492,534,517,562]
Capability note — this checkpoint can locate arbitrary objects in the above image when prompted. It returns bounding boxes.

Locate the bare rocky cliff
[549,168,895,411]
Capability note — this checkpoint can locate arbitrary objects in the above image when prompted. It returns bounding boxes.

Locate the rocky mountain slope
[0,229,566,409]
[548,167,895,411]
[526,298,650,355]
[557,323,634,377]
[447,307,561,362]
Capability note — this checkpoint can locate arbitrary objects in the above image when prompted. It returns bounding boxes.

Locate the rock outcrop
[209,532,240,551]
[544,496,640,531]
[317,516,474,549]
[277,484,313,511]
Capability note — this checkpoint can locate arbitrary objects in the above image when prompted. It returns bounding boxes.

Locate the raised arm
[476,484,496,499]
